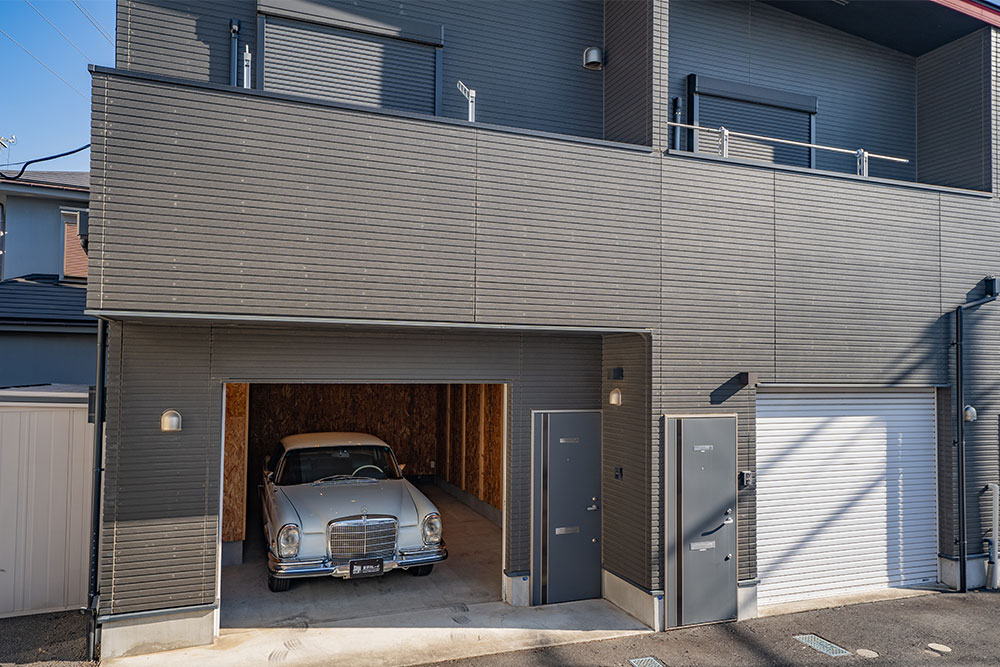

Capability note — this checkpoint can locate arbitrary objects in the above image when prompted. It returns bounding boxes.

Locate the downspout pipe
[955,290,997,594]
[230,20,240,87]
[988,483,1000,590]
[86,319,108,662]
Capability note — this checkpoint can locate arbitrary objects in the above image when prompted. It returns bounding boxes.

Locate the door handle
[587,504,599,511]
[723,518,734,525]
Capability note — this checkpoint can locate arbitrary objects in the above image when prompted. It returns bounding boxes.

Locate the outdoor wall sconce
[583,46,604,70]
[964,405,978,423]
[160,409,183,432]
[608,388,622,406]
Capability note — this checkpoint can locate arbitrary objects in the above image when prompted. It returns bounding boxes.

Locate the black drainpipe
[87,319,108,661]
[955,277,998,594]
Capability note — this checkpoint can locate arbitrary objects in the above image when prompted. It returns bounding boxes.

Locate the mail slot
[555,526,580,535]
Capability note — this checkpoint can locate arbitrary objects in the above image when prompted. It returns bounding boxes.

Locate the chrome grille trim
[327,515,397,564]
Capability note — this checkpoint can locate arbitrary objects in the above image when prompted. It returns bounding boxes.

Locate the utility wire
[0,27,87,99]
[24,0,94,62]
[0,144,91,180]
[72,0,113,46]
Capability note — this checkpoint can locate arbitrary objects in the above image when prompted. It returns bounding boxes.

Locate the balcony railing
[667,121,909,177]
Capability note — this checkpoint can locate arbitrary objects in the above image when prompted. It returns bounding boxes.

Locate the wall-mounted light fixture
[964,405,978,423]
[583,46,604,71]
[160,409,183,432]
[608,388,622,406]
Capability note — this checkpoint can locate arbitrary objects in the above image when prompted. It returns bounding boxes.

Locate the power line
[71,0,114,46]
[0,27,87,99]
[0,144,91,180]
[24,0,94,63]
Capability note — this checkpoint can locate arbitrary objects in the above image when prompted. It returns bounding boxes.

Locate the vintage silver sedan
[261,432,447,592]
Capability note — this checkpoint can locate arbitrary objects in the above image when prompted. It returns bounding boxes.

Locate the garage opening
[219,382,506,628]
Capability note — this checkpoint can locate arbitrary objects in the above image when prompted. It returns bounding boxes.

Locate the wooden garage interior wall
[222,383,503,541]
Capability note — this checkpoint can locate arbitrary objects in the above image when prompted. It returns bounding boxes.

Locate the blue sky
[0,0,115,173]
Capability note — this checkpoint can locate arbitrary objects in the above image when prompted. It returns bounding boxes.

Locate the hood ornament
[361,506,368,522]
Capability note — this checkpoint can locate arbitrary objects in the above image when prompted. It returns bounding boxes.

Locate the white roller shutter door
[756,391,938,606]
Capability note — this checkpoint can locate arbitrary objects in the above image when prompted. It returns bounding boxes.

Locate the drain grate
[794,634,850,657]
[628,658,665,667]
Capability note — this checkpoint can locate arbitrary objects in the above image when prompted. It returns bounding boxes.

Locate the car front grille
[328,516,398,564]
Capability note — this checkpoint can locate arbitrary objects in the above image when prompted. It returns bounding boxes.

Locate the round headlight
[277,523,300,558]
[422,513,442,545]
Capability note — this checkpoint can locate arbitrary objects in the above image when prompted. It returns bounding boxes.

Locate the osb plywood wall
[222,383,249,542]
[241,383,507,524]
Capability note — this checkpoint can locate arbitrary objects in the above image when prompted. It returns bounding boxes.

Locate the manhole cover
[628,658,665,667]
[794,634,850,657]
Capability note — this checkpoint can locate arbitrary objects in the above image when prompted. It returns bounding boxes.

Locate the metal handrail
[666,121,909,177]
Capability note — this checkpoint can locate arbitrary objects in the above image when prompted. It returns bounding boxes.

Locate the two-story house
[88,0,1000,659]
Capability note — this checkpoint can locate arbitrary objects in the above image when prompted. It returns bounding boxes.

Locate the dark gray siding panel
[0,332,97,387]
[88,72,477,320]
[118,1,257,86]
[602,333,653,589]
[916,29,991,191]
[661,158,776,582]
[475,133,661,326]
[696,96,810,167]
[774,173,946,385]
[101,324,601,614]
[940,194,1000,558]
[669,0,916,180]
[603,0,652,145]
[263,17,436,113]
[100,323,216,615]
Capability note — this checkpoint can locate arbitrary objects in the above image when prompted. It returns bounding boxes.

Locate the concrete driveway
[430,591,1000,666]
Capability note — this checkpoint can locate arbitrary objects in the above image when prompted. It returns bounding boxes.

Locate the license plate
[348,558,383,578]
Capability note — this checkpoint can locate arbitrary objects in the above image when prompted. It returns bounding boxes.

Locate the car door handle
[723,518,734,525]
[586,504,599,511]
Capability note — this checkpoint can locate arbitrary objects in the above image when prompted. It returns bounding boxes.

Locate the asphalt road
[427,591,1000,667]
[0,610,92,667]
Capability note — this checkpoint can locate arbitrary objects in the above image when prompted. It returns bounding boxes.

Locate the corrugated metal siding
[0,405,93,616]
[661,158,776,582]
[916,29,991,191]
[774,173,945,384]
[696,96,810,167]
[118,1,257,86]
[756,391,939,606]
[263,17,436,113]
[940,194,1000,558]
[669,0,916,180]
[602,333,652,589]
[119,0,603,138]
[603,0,652,145]
[100,324,600,613]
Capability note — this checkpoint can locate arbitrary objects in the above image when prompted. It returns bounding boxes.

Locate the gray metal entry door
[667,416,737,626]
[532,411,602,604]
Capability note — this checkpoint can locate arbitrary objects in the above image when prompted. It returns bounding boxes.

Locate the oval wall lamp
[964,405,978,423]
[608,388,622,406]
[160,409,183,432]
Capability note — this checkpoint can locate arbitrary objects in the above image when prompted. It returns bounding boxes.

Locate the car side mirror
[265,470,274,482]
[399,463,407,473]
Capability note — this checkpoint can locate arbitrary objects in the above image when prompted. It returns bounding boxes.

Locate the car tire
[409,564,434,577]
[268,573,291,592]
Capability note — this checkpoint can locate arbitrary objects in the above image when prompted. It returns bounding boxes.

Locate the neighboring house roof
[0,170,89,192]
[0,276,95,329]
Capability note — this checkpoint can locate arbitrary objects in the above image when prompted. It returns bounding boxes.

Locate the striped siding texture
[916,29,991,191]
[118,0,604,139]
[602,334,653,590]
[669,0,916,180]
[603,0,653,145]
[100,324,600,613]
[263,18,436,113]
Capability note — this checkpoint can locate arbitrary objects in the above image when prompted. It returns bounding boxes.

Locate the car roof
[280,432,390,451]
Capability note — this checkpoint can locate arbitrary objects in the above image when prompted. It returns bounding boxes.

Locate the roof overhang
[0,180,89,202]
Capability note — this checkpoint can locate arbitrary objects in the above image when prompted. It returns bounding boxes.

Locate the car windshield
[275,445,402,485]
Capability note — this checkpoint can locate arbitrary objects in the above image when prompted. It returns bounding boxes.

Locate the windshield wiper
[312,475,378,485]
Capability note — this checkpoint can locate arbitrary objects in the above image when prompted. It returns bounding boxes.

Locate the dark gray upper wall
[604,0,653,145]
[916,28,992,191]
[117,0,606,138]
[668,0,917,181]
[0,332,96,388]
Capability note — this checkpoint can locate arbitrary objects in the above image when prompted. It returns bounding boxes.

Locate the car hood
[278,479,419,531]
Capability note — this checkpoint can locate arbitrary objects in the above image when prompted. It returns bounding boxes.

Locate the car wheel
[409,564,434,577]
[268,573,291,592]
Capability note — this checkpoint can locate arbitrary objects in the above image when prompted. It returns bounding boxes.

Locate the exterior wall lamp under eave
[160,409,182,432]
[583,46,603,70]
[608,388,622,406]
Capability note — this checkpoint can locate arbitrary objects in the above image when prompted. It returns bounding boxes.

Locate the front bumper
[268,543,448,579]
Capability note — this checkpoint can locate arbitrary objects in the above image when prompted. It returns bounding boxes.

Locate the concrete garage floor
[221,483,501,628]
[106,483,650,666]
